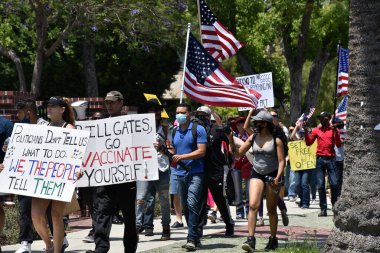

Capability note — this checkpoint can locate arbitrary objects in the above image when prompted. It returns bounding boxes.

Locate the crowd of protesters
[0,90,345,253]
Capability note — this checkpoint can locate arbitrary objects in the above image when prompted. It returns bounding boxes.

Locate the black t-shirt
[205,124,230,179]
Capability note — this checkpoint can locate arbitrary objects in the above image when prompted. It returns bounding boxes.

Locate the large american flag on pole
[184,33,260,108]
[335,95,348,140]
[337,47,349,96]
[199,0,244,62]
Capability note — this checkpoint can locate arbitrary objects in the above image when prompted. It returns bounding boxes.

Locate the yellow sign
[143,93,169,118]
[288,140,317,171]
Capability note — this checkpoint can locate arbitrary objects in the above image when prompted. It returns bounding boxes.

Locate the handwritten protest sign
[288,140,317,171]
[75,114,159,187]
[143,93,169,118]
[236,72,274,110]
[0,124,90,202]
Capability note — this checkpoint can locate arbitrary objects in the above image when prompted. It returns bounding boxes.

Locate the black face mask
[196,115,210,126]
[254,123,265,133]
[321,118,329,127]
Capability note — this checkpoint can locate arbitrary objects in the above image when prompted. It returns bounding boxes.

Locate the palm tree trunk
[322,1,380,252]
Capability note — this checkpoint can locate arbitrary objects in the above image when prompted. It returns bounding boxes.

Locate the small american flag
[184,33,260,108]
[306,107,316,119]
[337,47,349,96]
[199,0,244,62]
[335,96,348,140]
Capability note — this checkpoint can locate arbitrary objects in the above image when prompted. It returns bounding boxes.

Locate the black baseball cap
[317,112,332,118]
[46,96,66,107]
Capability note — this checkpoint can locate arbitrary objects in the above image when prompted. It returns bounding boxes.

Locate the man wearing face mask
[194,106,235,238]
[170,103,207,251]
[303,111,341,217]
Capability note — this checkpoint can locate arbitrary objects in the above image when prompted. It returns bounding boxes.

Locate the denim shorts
[170,173,183,195]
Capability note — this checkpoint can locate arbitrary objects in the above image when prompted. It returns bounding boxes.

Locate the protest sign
[143,93,169,118]
[0,124,90,202]
[236,72,274,110]
[75,114,159,187]
[288,140,317,171]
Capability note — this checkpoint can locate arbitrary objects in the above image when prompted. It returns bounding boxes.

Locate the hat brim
[104,96,120,101]
[45,99,65,107]
[251,116,273,124]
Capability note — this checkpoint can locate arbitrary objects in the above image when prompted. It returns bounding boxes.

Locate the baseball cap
[105,91,124,101]
[46,96,66,107]
[251,110,273,124]
[317,111,331,118]
[195,106,211,116]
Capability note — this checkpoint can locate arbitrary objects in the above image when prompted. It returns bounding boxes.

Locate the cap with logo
[105,91,124,101]
[195,106,211,116]
[317,111,331,119]
[46,96,66,107]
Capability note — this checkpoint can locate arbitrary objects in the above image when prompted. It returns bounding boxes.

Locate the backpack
[171,118,211,150]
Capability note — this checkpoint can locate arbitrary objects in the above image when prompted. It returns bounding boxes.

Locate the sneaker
[242,236,256,252]
[225,224,234,237]
[61,237,69,253]
[145,227,154,236]
[264,236,278,250]
[318,210,327,217]
[288,196,297,202]
[281,209,289,226]
[160,225,170,241]
[171,221,184,228]
[295,198,301,204]
[300,205,309,209]
[208,211,217,223]
[236,213,244,220]
[256,216,265,226]
[15,241,31,253]
[112,215,124,225]
[82,234,94,243]
[184,240,196,251]
[195,241,202,249]
[310,199,318,205]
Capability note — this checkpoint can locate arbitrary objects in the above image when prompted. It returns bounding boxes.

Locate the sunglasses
[272,114,278,118]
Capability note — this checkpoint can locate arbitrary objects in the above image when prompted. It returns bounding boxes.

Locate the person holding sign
[87,91,138,253]
[31,96,75,253]
[303,112,341,217]
[232,110,285,252]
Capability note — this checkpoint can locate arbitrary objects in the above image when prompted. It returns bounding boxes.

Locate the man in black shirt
[195,106,235,237]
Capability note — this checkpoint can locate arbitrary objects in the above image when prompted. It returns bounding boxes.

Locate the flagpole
[180,23,191,104]
[196,0,202,39]
[333,43,341,122]
[331,43,341,154]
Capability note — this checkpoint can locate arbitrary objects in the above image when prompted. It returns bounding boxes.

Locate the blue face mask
[176,114,187,125]
[21,115,30,124]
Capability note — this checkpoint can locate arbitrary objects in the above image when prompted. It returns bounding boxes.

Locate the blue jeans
[231,169,244,217]
[178,173,204,242]
[310,169,317,200]
[316,156,338,211]
[285,163,297,197]
[335,160,344,199]
[136,170,171,228]
[294,169,312,207]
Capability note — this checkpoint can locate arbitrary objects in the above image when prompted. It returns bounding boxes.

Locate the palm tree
[322,1,380,252]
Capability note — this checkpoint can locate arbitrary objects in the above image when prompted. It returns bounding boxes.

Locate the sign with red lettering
[75,114,159,187]
[0,124,90,202]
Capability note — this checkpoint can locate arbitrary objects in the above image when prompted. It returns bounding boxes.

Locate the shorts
[170,173,183,195]
[251,169,278,182]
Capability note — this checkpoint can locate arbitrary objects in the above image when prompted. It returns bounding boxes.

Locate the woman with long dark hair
[231,110,285,252]
[31,96,75,253]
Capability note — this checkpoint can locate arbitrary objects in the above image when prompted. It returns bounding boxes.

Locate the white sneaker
[295,198,301,204]
[15,241,31,253]
[61,237,69,252]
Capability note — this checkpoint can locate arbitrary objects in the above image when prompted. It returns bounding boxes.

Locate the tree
[322,1,380,252]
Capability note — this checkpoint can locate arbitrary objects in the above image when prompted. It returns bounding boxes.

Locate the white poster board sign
[75,114,159,187]
[0,124,90,202]
[236,72,274,110]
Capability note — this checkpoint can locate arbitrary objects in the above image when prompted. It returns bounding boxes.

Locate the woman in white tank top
[31,97,75,253]
[230,110,285,252]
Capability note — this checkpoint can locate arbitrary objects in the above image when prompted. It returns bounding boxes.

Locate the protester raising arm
[243,109,255,135]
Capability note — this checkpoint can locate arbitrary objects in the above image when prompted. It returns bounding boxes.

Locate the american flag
[337,47,349,96]
[184,33,260,108]
[335,95,348,139]
[199,0,244,62]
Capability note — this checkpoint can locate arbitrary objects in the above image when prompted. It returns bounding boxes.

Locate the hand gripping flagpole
[180,23,191,104]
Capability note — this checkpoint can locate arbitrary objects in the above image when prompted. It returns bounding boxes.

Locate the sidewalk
[1,198,334,252]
